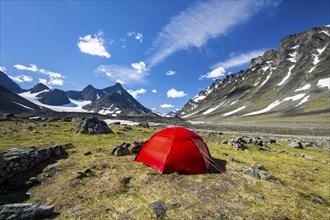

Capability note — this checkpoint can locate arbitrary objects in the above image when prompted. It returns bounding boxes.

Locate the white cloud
[13,63,65,86]
[152,89,157,93]
[167,88,187,98]
[131,61,147,73]
[9,74,33,83]
[39,78,64,86]
[96,64,148,85]
[128,32,143,43]
[127,88,147,99]
[77,32,111,58]
[212,49,267,69]
[0,66,7,72]
[160,103,174,108]
[148,1,276,68]
[165,70,176,76]
[200,66,226,80]
[13,64,38,72]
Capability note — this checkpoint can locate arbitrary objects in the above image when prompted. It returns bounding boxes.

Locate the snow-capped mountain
[178,25,330,121]
[18,82,153,116]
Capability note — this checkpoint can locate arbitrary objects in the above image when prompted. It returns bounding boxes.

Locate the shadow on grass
[207,157,227,174]
[0,152,69,205]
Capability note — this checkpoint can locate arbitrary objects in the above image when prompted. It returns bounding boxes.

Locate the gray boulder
[288,142,303,149]
[149,200,167,218]
[0,203,55,220]
[241,166,278,182]
[76,116,113,134]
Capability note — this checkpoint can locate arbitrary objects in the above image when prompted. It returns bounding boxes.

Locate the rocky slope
[67,84,105,101]
[178,25,330,121]
[30,83,49,94]
[0,85,43,113]
[37,89,71,106]
[0,71,24,93]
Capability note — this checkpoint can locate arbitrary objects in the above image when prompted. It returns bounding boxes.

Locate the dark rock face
[30,83,49,94]
[0,71,24,93]
[76,116,113,134]
[0,145,65,185]
[37,89,70,106]
[0,203,55,219]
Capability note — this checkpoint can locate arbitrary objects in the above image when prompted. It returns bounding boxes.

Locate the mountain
[37,89,71,106]
[67,85,105,101]
[30,83,49,94]
[0,85,43,113]
[178,25,330,121]
[0,71,24,93]
[82,83,153,116]
[164,109,179,117]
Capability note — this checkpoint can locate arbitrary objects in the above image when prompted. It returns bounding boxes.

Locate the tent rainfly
[135,127,212,174]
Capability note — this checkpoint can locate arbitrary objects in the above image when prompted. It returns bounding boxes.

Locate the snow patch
[222,106,246,117]
[230,100,239,105]
[202,102,224,115]
[104,119,140,126]
[287,51,297,63]
[295,84,311,92]
[319,30,330,36]
[277,65,295,86]
[295,95,310,107]
[19,91,92,112]
[12,101,35,110]
[291,45,300,49]
[317,78,330,89]
[244,93,306,116]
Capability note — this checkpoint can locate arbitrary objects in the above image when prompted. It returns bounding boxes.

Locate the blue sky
[1,0,329,113]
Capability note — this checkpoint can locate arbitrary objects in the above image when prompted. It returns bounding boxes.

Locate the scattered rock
[24,177,41,188]
[230,158,243,163]
[147,171,160,175]
[76,116,113,134]
[83,151,92,156]
[256,145,272,151]
[253,193,265,200]
[139,122,149,128]
[240,166,278,182]
[53,145,64,156]
[269,139,277,144]
[0,203,55,219]
[149,200,167,218]
[213,209,226,219]
[96,148,102,152]
[312,167,319,171]
[279,150,286,153]
[301,154,316,161]
[288,142,303,149]
[109,143,131,156]
[309,194,328,205]
[222,153,228,156]
[233,142,246,151]
[75,168,93,179]
[128,141,145,154]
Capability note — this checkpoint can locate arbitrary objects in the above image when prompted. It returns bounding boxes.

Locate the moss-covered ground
[0,120,329,219]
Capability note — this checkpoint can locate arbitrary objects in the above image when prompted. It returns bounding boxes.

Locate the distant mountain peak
[30,83,49,94]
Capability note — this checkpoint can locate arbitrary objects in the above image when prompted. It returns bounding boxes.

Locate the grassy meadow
[0,120,329,219]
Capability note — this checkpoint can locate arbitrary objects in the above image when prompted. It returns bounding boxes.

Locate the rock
[111,122,121,125]
[301,154,316,161]
[129,141,145,154]
[24,177,41,188]
[139,122,149,128]
[269,139,277,144]
[0,203,55,219]
[257,145,272,151]
[255,164,267,171]
[271,214,291,220]
[83,151,92,156]
[76,168,93,179]
[53,145,64,156]
[76,116,113,134]
[312,167,319,171]
[288,142,303,149]
[233,142,246,151]
[213,209,226,219]
[149,200,167,218]
[222,153,228,156]
[230,158,243,163]
[147,171,160,175]
[241,167,278,182]
[253,193,265,200]
[96,148,102,152]
[109,143,131,156]
[279,150,286,153]
[309,194,328,205]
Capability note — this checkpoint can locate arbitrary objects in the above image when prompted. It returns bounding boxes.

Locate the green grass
[1,121,329,219]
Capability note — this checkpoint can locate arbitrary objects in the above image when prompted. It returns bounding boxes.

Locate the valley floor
[0,118,329,219]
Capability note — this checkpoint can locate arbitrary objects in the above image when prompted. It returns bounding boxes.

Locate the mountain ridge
[178,25,330,121]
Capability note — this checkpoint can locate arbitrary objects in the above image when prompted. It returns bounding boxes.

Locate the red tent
[135,127,212,174]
